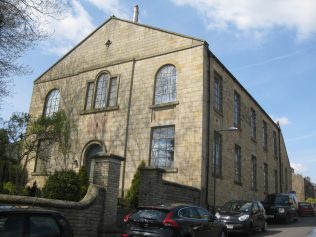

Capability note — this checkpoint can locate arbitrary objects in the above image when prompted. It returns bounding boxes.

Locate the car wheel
[284,214,290,224]
[261,221,267,232]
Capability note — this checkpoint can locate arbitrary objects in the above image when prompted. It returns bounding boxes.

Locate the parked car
[121,203,227,237]
[262,193,299,224]
[215,200,267,236]
[0,206,73,237]
[298,202,315,216]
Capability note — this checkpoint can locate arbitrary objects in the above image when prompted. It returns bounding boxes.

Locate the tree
[0,111,75,188]
[0,0,70,108]
[125,161,146,207]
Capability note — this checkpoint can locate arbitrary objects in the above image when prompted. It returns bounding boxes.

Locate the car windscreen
[264,195,289,205]
[221,201,249,212]
[129,209,169,222]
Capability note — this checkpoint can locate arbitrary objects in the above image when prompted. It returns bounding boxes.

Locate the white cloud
[272,116,291,126]
[87,0,130,19]
[42,0,95,56]
[41,0,132,55]
[172,0,316,40]
[291,162,307,175]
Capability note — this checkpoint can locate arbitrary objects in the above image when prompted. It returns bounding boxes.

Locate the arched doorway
[84,143,103,182]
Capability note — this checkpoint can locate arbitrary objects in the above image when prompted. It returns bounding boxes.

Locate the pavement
[307,228,316,237]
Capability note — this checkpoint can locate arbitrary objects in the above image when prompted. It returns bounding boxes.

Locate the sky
[1,0,316,184]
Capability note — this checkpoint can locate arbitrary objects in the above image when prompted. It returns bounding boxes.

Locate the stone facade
[27,16,292,208]
[292,172,315,201]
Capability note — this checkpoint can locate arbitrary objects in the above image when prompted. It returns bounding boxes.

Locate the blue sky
[1,0,316,184]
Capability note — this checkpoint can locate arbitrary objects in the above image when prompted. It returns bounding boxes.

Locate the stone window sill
[149,101,179,110]
[31,172,48,176]
[81,105,119,115]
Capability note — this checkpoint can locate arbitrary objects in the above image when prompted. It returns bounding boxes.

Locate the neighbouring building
[27,11,292,208]
[292,172,316,201]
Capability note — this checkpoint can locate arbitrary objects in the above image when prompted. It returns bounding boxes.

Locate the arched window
[94,73,110,109]
[44,89,60,117]
[154,65,176,104]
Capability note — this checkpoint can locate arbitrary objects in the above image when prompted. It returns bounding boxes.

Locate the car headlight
[278,208,285,213]
[238,214,249,221]
[215,212,221,219]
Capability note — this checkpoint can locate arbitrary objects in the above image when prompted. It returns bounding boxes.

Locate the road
[230,216,316,237]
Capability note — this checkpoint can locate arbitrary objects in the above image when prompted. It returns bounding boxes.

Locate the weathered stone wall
[138,167,200,206]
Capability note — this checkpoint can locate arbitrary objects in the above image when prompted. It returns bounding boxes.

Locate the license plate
[266,215,274,218]
[226,224,234,229]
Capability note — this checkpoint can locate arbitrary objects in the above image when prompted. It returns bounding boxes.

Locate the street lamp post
[212,126,238,214]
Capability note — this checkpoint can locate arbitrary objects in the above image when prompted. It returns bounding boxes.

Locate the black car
[262,193,299,224]
[121,203,227,237]
[0,206,73,237]
[215,200,267,236]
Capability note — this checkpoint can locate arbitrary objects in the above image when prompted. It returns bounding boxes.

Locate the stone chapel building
[27,14,292,207]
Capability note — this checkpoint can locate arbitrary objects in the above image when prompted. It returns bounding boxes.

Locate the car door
[26,214,62,237]
[196,207,221,237]
[178,207,207,237]
[251,202,264,229]
[0,213,25,237]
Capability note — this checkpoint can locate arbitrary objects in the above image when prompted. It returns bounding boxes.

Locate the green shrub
[2,181,16,194]
[78,166,89,199]
[27,181,41,197]
[42,170,81,201]
[125,161,146,207]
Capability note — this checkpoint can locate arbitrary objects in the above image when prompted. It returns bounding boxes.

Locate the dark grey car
[215,200,267,236]
[0,206,73,237]
[121,203,227,237]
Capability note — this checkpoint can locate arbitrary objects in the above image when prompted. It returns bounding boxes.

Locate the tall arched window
[94,73,110,109]
[44,89,60,117]
[154,65,176,104]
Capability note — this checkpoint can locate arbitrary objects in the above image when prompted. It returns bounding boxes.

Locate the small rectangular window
[234,145,242,184]
[233,92,241,128]
[250,108,256,140]
[108,77,118,107]
[35,139,54,173]
[262,121,268,150]
[274,169,278,193]
[213,132,222,177]
[84,82,94,110]
[264,163,268,193]
[273,131,278,158]
[214,72,223,112]
[251,155,257,190]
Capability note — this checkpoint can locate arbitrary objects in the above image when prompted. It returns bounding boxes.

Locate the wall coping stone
[0,184,103,210]
[162,180,200,192]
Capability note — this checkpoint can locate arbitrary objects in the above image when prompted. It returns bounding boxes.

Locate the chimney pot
[133,5,139,23]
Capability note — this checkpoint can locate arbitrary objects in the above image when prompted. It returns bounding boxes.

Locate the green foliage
[0,181,27,195]
[306,198,316,204]
[0,159,27,186]
[125,161,146,207]
[27,181,41,197]
[78,166,89,199]
[42,169,88,201]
